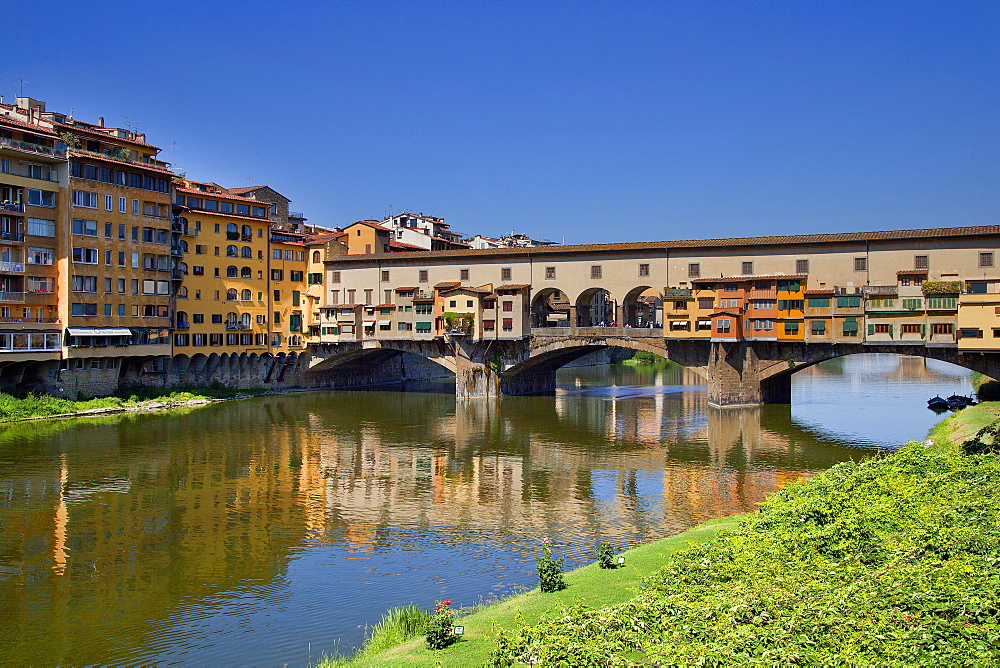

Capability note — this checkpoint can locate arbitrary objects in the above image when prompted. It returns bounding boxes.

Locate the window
[380,270,390,282]
[902,298,923,310]
[783,322,800,335]
[698,298,714,309]
[807,296,830,308]
[796,259,809,274]
[290,270,303,282]
[750,319,773,331]
[71,302,98,316]
[980,252,994,268]
[104,194,113,211]
[545,267,556,280]
[914,255,929,270]
[637,263,650,277]
[670,320,691,331]
[931,323,953,335]
[119,196,127,213]
[27,247,54,265]
[836,296,861,308]
[590,265,602,279]
[364,289,372,305]
[415,322,432,333]
[236,204,250,216]
[71,275,97,292]
[271,269,284,281]
[741,261,753,275]
[502,301,513,312]
[132,226,139,241]
[959,328,983,339]
[419,270,428,283]
[274,290,281,303]
[777,300,803,311]
[502,318,513,331]
[27,218,55,237]
[854,257,867,272]
[71,190,97,208]
[28,189,56,207]
[72,247,98,264]
[716,318,731,333]
[131,199,139,215]
[483,319,496,331]
[901,324,922,335]
[501,267,512,281]
[226,245,238,257]
[810,320,826,334]
[72,218,98,236]
[308,273,323,285]
[687,263,701,278]
[331,271,341,283]
[926,297,957,310]
[226,223,239,239]
[872,323,891,334]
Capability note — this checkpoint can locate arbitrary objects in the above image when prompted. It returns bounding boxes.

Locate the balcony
[0,231,24,242]
[0,291,25,301]
[0,261,24,273]
[176,321,190,330]
[0,317,59,324]
[0,202,24,213]
[170,246,183,257]
[0,136,65,159]
[663,288,693,297]
[225,323,251,331]
[862,285,898,296]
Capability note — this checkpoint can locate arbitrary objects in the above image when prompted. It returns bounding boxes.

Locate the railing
[176,322,190,330]
[0,317,59,323]
[414,291,434,299]
[1,231,24,242]
[834,287,861,295]
[0,136,65,158]
[0,202,24,213]
[0,261,24,273]
[170,246,183,257]
[663,288,693,297]
[530,326,664,338]
[225,323,251,331]
[0,291,25,301]
[170,269,183,280]
[862,285,898,295]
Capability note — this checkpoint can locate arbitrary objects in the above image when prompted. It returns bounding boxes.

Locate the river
[0,353,972,665]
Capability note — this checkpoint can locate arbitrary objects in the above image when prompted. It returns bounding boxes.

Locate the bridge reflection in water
[0,355,970,666]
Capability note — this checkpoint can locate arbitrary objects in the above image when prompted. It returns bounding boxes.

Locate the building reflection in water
[0,355,963,666]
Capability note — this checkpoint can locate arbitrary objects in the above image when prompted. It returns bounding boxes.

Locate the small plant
[425,600,458,650]
[537,538,566,592]
[59,132,80,148]
[596,541,616,569]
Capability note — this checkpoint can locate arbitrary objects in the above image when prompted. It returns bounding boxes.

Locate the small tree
[537,538,566,592]
[596,541,616,569]
[425,600,458,650]
[59,132,81,148]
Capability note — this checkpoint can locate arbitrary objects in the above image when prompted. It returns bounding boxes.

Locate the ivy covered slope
[491,438,1000,665]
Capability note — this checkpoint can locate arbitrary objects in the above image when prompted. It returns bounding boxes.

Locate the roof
[0,113,58,135]
[326,303,360,309]
[804,289,835,295]
[305,233,344,244]
[897,269,930,274]
[441,286,493,295]
[375,303,395,308]
[389,240,427,251]
[394,286,419,291]
[346,220,391,232]
[177,186,269,205]
[226,185,292,202]
[326,225,1000,264]
[434,281,462,289]
[497,284,531,290]
[54,120,160,148]
[68,149,173,174]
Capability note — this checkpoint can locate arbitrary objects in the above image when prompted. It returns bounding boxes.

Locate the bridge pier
[705,342,789,407]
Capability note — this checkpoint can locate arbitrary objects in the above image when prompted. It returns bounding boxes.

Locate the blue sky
[4,1,996,243]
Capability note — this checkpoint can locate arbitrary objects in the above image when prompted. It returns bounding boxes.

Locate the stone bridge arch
[305,341,457,390]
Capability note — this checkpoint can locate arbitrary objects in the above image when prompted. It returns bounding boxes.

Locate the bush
[491,442,1000,665]
[361,603,431,656]
[425,600,458,650]
[537,539,566,593]
[596,541,616,569]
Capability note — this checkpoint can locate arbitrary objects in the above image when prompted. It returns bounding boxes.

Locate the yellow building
[958,278,1000,351]
[173,182,272,355]
[0,102,66,367]
[268,229,308,350]
[340,220,392,255]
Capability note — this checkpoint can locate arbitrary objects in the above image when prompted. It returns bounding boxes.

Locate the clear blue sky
[4,1,997,243]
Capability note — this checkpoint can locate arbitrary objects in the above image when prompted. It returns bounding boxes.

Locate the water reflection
[0,354,970,666]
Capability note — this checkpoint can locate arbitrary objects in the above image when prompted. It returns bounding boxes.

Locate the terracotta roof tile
[804,289,835,295]
[326,303,360,309]
[68,149,173,174]
[394,286,419,291]
[0,113,58,135]
[897,269,929,274]
[434,281,462,289]
[375,303,395,308]
[497,284,531,290]
[326,225,1000,264]
[693,274,806,283]
[55,120,159,148]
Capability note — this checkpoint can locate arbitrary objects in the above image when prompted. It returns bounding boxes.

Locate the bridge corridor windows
[576,288,616,327]
[531,288,570,327]
[622,286,663,328]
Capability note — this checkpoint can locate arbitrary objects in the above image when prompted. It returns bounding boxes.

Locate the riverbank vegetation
[0,383,266,422]
[336,403,1000,666]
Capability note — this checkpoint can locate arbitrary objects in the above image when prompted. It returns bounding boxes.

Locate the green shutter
[868,324,875,336]
[920,324,926,337]
[889,324,894,337]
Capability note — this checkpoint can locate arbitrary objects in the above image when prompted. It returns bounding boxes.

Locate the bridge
[303,224,1000,405]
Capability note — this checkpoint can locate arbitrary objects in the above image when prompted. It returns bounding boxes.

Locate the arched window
[226,288,238,301]
[240,289,252,301]
[227,265,238,278]
[177,285,188,298]
[179,240,189,252]
[241,246,252,258]
[178,262,188,274]
[226,245,238,257]
[225,311,238,325]
[240,313,252,327]
[241,225,252,240]
[176,311,187,326]
[312,250,321,263]
[241,266,252,278]
[226,223,239,240]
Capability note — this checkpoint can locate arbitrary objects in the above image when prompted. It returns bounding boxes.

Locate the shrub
[537,539,566,593]
[361,603,431,656]
[596,541,616,569]
[425,600,458,650]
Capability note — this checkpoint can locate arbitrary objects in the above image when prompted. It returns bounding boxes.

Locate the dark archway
[622,286,663,328]
[531,287,571,328]
[575,288,617,327]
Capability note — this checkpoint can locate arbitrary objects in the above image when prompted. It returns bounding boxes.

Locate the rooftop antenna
[69,107,74,120]
[17,79,27,97]
[124,116,141,134]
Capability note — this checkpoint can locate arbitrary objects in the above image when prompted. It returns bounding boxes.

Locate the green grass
[928,400,1000,447]
[0,385,267,422]
[317,517,741,667]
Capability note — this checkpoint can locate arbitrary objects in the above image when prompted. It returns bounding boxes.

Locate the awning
[377,320,391,326]
[362,320,376,327]
[67,327,132,336]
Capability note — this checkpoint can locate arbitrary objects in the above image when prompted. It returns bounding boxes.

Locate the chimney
[97,116,104,128]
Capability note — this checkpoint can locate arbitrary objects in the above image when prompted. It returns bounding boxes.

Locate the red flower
[443,600,451,605]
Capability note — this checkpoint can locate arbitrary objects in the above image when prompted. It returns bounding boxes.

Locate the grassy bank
[332,403,1000,666]
[319,517,742,666]
[0,384,267,422]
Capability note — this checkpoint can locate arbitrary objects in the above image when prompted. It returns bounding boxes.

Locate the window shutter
[920,324,926,337]
[868,324,875,336]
